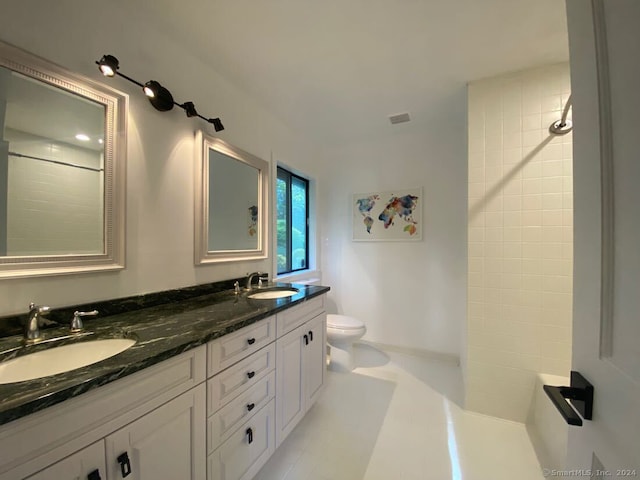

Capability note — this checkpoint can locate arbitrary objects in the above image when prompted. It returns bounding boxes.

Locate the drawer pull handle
[247,402,255,411]
[117,452,132,478]
[247,337,256,345]
[88,470,102,480]
[246,427,254,444]
[247,371,256,379]
[303,334,309,345]
[308,330,313,342]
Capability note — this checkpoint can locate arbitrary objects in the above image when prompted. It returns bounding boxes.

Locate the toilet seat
[327,314,364,330]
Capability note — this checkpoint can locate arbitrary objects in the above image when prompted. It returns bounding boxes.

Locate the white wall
[1,2,467,360]
[318,94,468,357]
[0,0,321,316]
[465,64,573,422]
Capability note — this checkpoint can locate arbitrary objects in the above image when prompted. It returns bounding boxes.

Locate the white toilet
[326,314,366,372]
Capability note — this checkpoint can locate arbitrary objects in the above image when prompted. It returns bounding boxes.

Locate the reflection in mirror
[195,132,268,264]
[1,68,105,255]
[208,148,259,251]
[0,41,126,278]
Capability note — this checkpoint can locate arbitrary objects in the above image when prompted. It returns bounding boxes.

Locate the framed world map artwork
[352,187,423,241]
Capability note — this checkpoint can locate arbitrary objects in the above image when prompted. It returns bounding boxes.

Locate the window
[276,166,309,275]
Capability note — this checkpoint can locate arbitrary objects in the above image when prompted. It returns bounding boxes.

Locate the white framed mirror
[195,131,268,264]
[0,41,127,279]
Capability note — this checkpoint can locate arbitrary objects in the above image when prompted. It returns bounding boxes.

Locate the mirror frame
[195,131,269,264]
[0,41,127,279]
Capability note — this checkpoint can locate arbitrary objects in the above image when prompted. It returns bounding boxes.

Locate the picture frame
[352,187,423,241]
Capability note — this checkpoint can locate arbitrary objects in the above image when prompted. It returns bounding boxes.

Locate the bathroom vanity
[0,284,329,480]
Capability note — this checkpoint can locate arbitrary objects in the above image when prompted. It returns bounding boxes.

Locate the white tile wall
[466,64,573,423]
[5,129,104,255]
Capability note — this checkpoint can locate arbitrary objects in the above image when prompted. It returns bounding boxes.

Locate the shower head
[549,95,573,135]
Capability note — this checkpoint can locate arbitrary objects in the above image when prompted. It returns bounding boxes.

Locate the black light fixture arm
[112,69,145,90]
[95,55,224,132]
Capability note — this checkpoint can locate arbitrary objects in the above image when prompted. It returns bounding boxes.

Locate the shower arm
[549,94,573,135]
[559,94,572,127]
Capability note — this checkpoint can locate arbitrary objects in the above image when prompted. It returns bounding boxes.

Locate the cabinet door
[304,313,326,407]
[105,385,206,480]
[275,324,305,447]
[26,441,106,480]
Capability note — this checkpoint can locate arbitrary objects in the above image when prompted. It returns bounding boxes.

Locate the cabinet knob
[308,330,313,342]
[246,427,254,444]
[87,470,102,480]
[117,452,132,478]
[303,334,309,345]
[247,402,255,411]
[247,337,256,345]
[247,371,256,379]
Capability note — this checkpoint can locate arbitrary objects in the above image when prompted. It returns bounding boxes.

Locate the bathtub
[526,373,570,472]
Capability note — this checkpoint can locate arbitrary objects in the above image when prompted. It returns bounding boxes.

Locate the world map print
[353,188,422,241]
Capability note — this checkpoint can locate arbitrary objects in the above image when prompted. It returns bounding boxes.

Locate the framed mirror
[0,41,126,278]
[195,132,268,264]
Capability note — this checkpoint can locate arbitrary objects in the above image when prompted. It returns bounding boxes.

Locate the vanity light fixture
[96,54,224,131]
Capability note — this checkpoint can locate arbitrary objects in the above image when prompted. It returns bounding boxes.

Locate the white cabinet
[208,316,275,375]
[275,324,305,443]
[207,400,275,480]
[105,384,206,480]
[304,314,326,408]
[206,317,277,480]
[207,344,276,413]
[26,441,106,480]
[0,347,206,480]
[208,371,276,453]
[275,310,326,447]
[0,293,327,480]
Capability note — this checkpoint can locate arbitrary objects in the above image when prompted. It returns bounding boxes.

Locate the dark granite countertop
[0,282,329,427]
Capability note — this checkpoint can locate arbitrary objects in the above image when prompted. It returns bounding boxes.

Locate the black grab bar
[543,371,594,427]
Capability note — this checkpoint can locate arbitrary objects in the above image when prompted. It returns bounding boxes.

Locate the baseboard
[357,340,460,366]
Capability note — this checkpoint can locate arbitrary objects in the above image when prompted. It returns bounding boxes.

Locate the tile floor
[255,343,545,480]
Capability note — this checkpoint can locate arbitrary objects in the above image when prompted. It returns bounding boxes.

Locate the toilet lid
[327,314,364,330]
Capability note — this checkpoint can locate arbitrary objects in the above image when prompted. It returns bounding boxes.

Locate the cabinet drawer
[207,400,275,480]
[208,343,275,412]
[208,316,275,377]
[208,370,275,453]
[276,296,325,337]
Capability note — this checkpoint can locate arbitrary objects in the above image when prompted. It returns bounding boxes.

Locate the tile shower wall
[5,129,103,255]
[465,64,573,422]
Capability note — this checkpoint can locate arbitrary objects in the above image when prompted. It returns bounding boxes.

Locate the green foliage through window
[277,167,309,274]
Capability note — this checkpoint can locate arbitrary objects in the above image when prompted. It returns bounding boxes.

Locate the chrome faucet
[25,303,51,343]
[70,310,99,333]
[245,272,266,290]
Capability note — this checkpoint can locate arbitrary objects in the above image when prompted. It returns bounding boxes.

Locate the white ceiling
[118,0,569,144]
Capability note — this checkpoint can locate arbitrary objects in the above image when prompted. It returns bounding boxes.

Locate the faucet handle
[71,310,98,333]
[29,302,51,315]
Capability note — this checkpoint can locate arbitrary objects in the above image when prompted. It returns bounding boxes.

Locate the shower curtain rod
[7,151,104,173]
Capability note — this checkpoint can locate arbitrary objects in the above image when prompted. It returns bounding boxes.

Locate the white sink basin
[247,288,299,300]
[0,338,136,384]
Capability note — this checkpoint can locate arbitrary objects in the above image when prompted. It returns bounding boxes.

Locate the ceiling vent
[389,112,411,125]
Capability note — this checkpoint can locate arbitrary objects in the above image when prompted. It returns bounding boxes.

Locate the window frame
[276,166,309,275]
